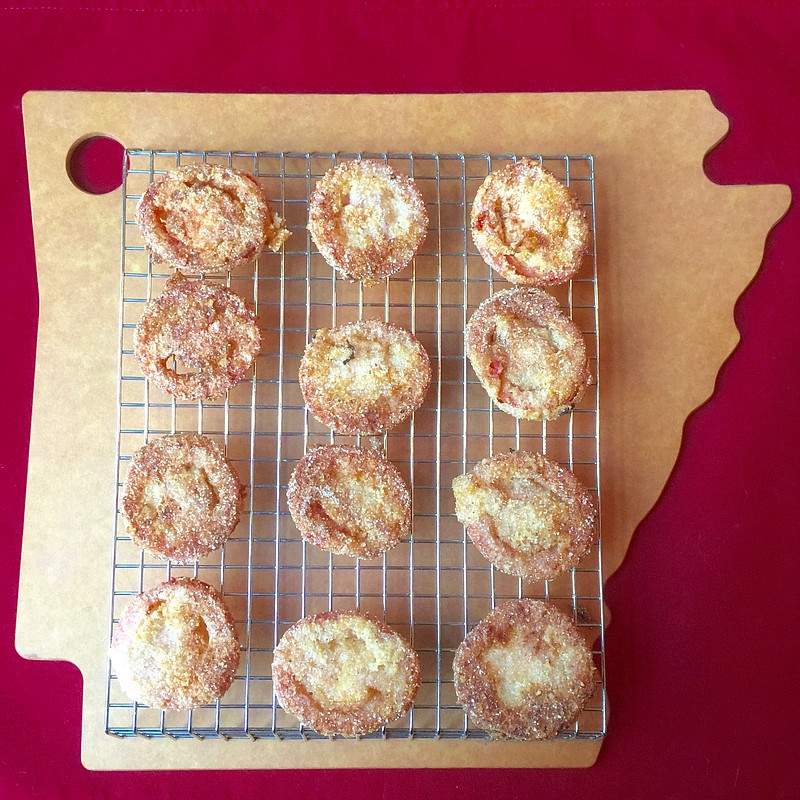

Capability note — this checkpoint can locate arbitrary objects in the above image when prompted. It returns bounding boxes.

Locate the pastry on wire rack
[110,578,240,710]
[287,444,411,559]
[453,599,596,740]
[133,271,261,400]
[299,319,431,435]
[122,434,244,563]
[308,159,428,283]
[452,451,596,581]
[272,610,420,736]
[470,159,589,286]
[137,163,289,273]
[466,286,589,420]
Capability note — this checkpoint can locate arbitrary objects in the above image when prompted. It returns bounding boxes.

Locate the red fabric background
[2,2,799,798]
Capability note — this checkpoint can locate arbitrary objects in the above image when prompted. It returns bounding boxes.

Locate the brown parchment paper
[17,92,789,770]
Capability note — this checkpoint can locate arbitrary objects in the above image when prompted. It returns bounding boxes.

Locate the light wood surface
[17,91,790,769]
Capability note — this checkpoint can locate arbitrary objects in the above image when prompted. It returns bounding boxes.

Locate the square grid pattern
[105,150,606,741]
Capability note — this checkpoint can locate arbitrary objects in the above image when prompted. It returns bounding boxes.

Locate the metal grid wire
[105,150,606,741]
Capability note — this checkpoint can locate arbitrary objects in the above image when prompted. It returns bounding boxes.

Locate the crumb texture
[471,159,588,286]
[123,434,243,563]
[299,319,431,434]
[137,163,289,272]
[273,611,420,736]
[134,272,262,400]
[287,444,411,558]
[452,451,596,580]
[466,287,589,420]
[109,578,240,710]
[309,160,428,282]
[453,599,596,739]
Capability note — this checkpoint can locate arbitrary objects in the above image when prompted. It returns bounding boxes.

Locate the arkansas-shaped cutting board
[17,91,789,769]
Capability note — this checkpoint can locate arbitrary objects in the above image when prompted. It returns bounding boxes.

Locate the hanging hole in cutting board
[67,135,127,195]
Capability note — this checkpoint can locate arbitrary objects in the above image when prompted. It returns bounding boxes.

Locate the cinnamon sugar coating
[452,451,596,581]
[110,578,240,710]
[287,444,411,559]
[133,272,261,400]
[308,160,428,283]
[453,599,596,739]
[122,434,244,563]
[471,160,589,286]
[466,287,589,420]
[272,610,420,736]
[137,164,289,273]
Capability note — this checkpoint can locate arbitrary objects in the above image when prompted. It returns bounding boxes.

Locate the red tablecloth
[3,2,799,797]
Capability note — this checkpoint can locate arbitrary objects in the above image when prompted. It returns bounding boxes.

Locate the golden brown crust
[466,287,589,420]
[308,160,428,283]
[122,434,244,563]
[452,451,596,581]
[471,160,589,286]
[299,319,431,434]
[133,272,262,400]
[287,444,411,559]
[272,610,420,736]
[453,599,596,739]
[137,164,289,273]
[109,578,240,710]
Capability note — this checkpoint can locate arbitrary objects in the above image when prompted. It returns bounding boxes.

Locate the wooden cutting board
[16,91,789,770]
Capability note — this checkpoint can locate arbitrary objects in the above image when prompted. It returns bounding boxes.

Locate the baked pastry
[471,159,589,286]
[137,163,289,272]
[308,159,428,283]
[287,444,411,559]
[453,599,596,739]
[272,610,420,736]
[466,287,589,420]
[452,451,596,581]
[299,319,431,434]
[122,434,244,563]
[110,578,240,710]
[134,271,262,400]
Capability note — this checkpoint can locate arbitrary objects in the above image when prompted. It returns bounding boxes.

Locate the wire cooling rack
[105,150,606,741]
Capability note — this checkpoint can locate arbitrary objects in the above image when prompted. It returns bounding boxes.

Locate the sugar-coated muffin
[466,287,589,420]
[137,163,289,272]
[471,159,589,286]
[122,434,244,563]
[133,271,261,400]
[452,451,596,581]
[287,444,411,558]
[453,599,596,739]
[110,578,240,710]
[299,319,431,434]
[308,159,428,283]
[272,610,420,736]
